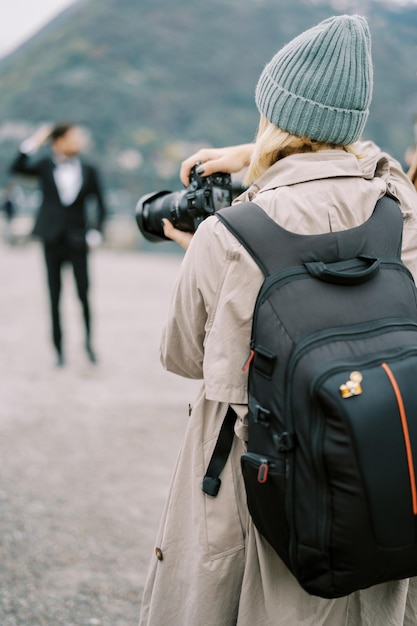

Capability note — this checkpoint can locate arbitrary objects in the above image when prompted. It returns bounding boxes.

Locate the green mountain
[0,0,416,215]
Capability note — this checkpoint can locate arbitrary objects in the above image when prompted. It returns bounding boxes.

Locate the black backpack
[202,196,417,598]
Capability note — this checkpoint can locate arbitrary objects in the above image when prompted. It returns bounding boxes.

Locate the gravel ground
[0,241,198,625]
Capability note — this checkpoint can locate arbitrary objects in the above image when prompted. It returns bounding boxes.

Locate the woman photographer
[140,15,417,625]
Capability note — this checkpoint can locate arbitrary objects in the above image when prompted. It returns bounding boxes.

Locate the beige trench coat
[139,142,417,626]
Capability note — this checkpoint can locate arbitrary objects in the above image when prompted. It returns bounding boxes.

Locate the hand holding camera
[179,144,253,186]
[160,219,193,250]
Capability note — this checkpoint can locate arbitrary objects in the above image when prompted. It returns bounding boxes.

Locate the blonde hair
[245,116,358,185]
[407,146,417,190]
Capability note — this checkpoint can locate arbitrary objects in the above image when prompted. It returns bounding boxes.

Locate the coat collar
[237,142,390,203]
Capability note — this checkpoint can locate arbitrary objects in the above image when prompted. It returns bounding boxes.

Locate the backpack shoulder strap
[201,406,237,496]
[216,202,278,277]
[217,196,403,276]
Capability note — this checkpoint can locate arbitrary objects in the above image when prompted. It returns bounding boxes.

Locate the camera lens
[135,170,233,243]
[136,189,198,242]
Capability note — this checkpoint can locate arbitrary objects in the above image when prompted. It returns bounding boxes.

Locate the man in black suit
[10,123,107,366]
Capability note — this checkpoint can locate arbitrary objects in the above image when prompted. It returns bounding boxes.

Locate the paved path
[0,242,198,625]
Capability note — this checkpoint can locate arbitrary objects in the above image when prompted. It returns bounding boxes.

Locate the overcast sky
[0,0,78,59]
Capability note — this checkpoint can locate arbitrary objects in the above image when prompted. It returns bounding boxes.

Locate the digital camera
[135,164,233,243]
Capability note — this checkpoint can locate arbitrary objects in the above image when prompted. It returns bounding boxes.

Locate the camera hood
[135,190,172,242]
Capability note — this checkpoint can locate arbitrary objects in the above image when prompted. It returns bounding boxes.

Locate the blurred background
[0,1,416,625]
[0,0,417,250]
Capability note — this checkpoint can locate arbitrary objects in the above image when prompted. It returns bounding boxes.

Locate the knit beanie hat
[255,15,373,145]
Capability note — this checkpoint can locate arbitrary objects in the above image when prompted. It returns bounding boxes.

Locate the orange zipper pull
[242,349,255,372]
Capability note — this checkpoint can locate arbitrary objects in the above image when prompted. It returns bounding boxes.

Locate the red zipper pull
[257,461,269,483]
[242,349,255,372]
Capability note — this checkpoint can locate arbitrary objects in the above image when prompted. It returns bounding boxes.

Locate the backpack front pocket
[241,451,290,564]
[315,350,417,549]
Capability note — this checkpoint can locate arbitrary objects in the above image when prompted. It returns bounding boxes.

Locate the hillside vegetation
[0,0,416,214]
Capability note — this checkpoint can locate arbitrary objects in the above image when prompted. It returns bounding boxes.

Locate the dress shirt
[52,157,83,206]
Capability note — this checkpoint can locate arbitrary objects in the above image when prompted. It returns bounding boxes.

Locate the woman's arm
[160,222,212,378]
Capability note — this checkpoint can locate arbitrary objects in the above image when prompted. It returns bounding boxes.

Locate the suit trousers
[43,235,91,354]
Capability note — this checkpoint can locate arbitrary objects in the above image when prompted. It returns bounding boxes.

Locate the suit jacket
[10,151,107,244]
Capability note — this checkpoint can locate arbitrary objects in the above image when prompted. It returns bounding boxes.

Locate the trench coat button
[155,547,163,561]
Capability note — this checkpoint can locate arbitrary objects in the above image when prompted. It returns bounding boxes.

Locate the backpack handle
[305,255,380,285]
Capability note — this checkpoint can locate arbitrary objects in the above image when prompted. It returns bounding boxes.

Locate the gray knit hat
[255,15,373,145]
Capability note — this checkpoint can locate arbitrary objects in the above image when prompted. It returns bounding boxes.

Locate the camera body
[135,164,233,242]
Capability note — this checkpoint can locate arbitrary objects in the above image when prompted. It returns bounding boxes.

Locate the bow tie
[54,157,80,167]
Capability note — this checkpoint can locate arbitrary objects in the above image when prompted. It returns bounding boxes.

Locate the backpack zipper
[285,318,417,428]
